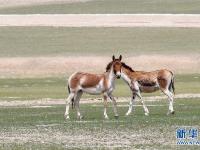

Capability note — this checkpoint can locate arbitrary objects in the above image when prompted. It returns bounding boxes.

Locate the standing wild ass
[107,61,175,116]
[64,55,123,120]
[121,62,175,116]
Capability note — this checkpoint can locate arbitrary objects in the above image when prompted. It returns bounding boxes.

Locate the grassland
[0,98,200,149]
[0,74,199,100]
[0,27,200,57]
[0,0,200,14]
[0,24,199,149]
[0,27,199,98]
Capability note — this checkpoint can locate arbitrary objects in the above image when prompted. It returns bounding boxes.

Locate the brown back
[70,72,104,89]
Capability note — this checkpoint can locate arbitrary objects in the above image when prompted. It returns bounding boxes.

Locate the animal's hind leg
[75,91,83,120]
[136,92,149,116]
[64,92,75,120]
[162,89,175,115]
[103,94,109,119]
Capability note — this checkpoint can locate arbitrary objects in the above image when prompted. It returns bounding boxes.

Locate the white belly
[81,80,105,95]
[82,87,103,95]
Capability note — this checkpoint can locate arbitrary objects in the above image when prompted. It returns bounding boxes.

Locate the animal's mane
[106,61,113,72]
[106,61,134,72]
[121,62,134,72]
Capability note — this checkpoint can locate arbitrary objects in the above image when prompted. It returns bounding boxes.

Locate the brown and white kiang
[64,55,123,120]
[118,62,175,116]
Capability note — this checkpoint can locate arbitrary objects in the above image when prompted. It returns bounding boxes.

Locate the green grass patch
[0,74,199,100]
[0,99,200,127]
[0,27,200,57]
[0,0,200,14]
[0,98,200,149]
[0,77,66,100]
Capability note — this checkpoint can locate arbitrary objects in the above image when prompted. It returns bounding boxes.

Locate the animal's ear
[112,55,115,61]
[119,55,122,61]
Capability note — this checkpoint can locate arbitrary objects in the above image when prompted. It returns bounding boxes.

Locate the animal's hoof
[126,112,130,116]
[114,115,119,119]
[145,113,149,116]
[65,115,70,120]
[104,115,109,120]
[78,116,84,120]
[104,116,109,120]
[167,111,175,115]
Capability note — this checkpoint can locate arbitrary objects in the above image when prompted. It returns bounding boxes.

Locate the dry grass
[0,55,199,77]
[0,126,174,148]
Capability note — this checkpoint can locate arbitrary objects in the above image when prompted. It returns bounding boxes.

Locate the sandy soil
[0,55,199,77]
[1,14,200,27]
[0,0,94,8]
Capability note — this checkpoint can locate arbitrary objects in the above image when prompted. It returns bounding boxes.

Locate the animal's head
[106,55,122,79]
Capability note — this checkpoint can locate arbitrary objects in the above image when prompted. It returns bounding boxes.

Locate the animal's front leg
[126,94,136,116]
[107,93,119,119]
[131,81,149,116]
[136,91,149,116]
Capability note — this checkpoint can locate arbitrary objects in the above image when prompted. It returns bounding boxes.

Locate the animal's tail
[67,84,75,109]
[169,72,175,94]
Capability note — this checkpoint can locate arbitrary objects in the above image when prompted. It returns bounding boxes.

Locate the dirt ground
[0,0,94,8]
[1,14,200,27]
[0,55,199,77]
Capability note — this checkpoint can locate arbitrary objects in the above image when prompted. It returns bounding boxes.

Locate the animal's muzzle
[115,70,121,79]
[116,74,121,79]
[115,71,121,79]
